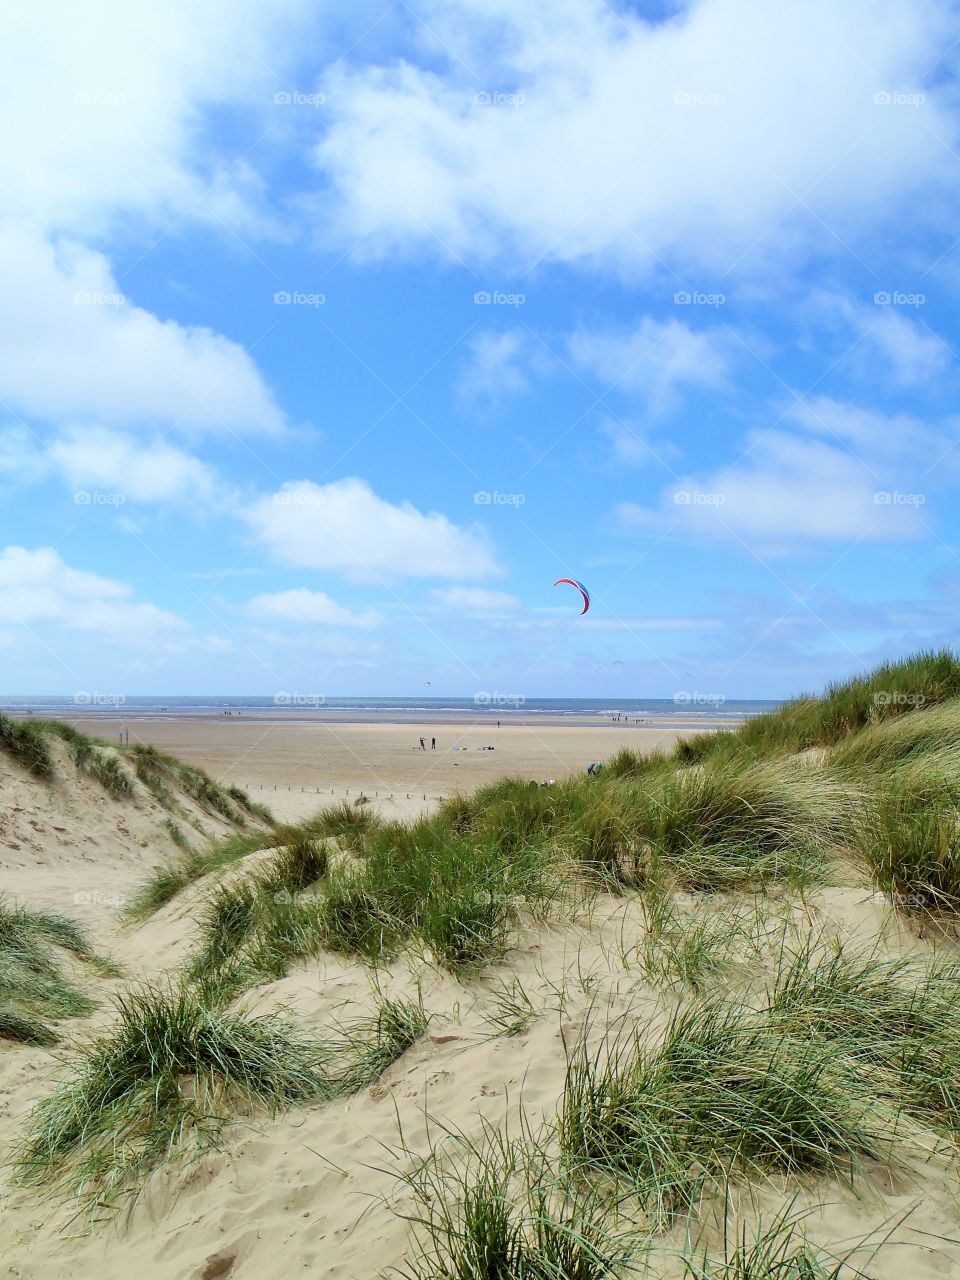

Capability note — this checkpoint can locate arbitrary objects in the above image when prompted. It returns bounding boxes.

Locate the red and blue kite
[554,578,590,615]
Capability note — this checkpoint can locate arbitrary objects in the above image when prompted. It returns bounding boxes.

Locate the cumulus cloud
[0,424,227,506]
[0,546,183,639]
[244,478,500,581]
[247,588,380,627]
[311,0,957,273]
[0,229,285,435]
[616,393,960,549]
[49,427,224,505]
[0,0,311,238]
[618,427,928,548]
[0,3,301,457]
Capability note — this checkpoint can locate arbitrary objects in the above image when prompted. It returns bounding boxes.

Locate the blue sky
[2,0,960,699]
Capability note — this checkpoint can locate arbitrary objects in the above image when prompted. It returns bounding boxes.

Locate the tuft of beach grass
[15,983,427,1212]
[0,898,118,1046]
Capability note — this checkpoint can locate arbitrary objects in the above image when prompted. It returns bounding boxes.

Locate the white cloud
[0,228,285,435]
[616,394,957,550]
[861,308,950,388]
[814,292,951,389]
[569,318,730,412]
[0,0,310,238]
[456,318,730,416]
[619,429,927,547]
[244,478,500,581]
[0,427,48,484]
[0,423,227,506]
[0,546,183,639]
[312,0,957,273]
[457,332,536,407]
[598,418,679,467]
[430,586,521,611]
[786,396,952,466]
[247,588,380,627]
[0,5,303,452]
[49,427,223,505]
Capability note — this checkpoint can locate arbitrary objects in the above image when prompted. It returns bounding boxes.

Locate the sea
[0,695,778,722]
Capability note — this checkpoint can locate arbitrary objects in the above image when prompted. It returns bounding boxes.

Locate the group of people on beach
[418,736,436,750]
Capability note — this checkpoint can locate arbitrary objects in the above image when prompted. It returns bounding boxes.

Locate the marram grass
[559,998,888,1223]
[0,899,117,1046]
[393,1124,637,1280]
[15,983,427,1211]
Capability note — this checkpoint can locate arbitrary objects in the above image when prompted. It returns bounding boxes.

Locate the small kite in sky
[554,578,590,615]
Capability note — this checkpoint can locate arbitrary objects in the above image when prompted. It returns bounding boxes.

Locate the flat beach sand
[58,712,729,821]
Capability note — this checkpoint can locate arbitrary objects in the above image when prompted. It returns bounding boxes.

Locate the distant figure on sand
[419,736,425,750]
[431,736,436,750]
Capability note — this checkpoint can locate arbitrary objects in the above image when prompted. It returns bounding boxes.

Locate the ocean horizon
[0,694,779,720]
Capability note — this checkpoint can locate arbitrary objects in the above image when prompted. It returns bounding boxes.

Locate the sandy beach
[55,714,731,822]
[4,666,960,1278]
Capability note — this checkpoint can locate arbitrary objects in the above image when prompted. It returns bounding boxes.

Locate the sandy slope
[0,738,255,937]
[3,739,960,1278]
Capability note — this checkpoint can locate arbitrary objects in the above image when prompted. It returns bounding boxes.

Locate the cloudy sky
[2,0,959,699]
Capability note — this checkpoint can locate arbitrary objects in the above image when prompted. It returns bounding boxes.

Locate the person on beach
[431,736,436,750]
[419,736,425,750]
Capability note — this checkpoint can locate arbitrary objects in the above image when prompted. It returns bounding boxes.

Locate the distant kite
[554,578,590,615]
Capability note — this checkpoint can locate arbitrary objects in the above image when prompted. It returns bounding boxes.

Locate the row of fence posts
[232,784,439,801]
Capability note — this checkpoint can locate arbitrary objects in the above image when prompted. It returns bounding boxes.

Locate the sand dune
[4,692,960,1279]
